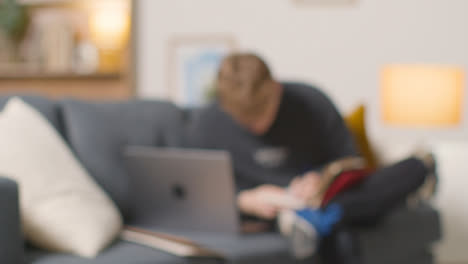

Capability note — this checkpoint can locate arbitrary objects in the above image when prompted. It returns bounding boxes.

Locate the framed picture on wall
[167,35,237,107]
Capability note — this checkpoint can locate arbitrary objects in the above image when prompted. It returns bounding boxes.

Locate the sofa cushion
[0,98,122,257]
[344,105,378,169]
[0,95,62,135]
[26,241,196,264]
[25,204,439,264]
[25,233,309,264]
[175,232,314,264]
[60,99,186,219]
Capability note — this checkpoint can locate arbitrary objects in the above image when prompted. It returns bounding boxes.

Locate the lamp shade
[88,0,130,72]
[381,65,464,127]
[89,0,130,51]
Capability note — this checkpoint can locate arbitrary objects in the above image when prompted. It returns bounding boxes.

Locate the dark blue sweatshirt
[186,82,357,192]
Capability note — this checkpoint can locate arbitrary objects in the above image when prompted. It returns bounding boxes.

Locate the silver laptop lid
[124,146,239,233]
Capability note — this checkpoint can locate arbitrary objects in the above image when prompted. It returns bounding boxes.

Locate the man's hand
[289,172,322,202]
[237,184,286,220]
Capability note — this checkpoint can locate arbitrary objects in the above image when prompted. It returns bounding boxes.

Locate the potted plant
[0,0,29,61]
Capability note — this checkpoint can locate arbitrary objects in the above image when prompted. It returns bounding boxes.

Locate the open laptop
[123,146,240,234]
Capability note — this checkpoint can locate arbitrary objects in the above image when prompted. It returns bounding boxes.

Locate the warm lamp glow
[381,65,465,127]
[89,0,130,72]
[89,0,130,50]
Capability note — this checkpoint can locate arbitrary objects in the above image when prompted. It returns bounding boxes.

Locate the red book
[321,169,372,207]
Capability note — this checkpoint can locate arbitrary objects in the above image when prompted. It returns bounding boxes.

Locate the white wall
[136,0,468,262]
[433,141,468,263]
[136,0,468,140]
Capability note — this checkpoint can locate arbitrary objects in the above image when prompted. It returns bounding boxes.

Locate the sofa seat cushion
[199,233,314,264]
[26,232,312,264]
[184,204,439,264]
[26,204,439,264]
[61,99,186,219]
[142,230,314,264]
[26,241,197,264]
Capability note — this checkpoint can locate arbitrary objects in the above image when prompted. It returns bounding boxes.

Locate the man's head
[216,53,283,135]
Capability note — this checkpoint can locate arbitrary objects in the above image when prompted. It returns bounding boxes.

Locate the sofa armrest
[358,202,441,264]
[0,177,24,264]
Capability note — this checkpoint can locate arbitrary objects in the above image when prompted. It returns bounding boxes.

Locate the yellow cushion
[344,105,378,169]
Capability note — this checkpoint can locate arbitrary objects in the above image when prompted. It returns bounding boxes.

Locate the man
[187,53,435,264]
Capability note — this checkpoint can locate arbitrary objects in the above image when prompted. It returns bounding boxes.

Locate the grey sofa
[0,95,441,264]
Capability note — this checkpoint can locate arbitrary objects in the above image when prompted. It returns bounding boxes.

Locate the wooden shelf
[0,72,123,80]
[0,75,134,100]
[1,0,136,100]
[18,0,75,6]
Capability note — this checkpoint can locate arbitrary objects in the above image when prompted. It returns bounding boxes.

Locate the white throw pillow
[0,98,122,258]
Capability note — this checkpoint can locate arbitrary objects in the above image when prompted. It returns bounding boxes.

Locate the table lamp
[89,0,131,73]
[381,65,467,263]
[381,64,464,127]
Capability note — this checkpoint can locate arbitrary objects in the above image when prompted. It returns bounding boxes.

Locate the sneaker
[290,216,320,259]
[279,204,343,259]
